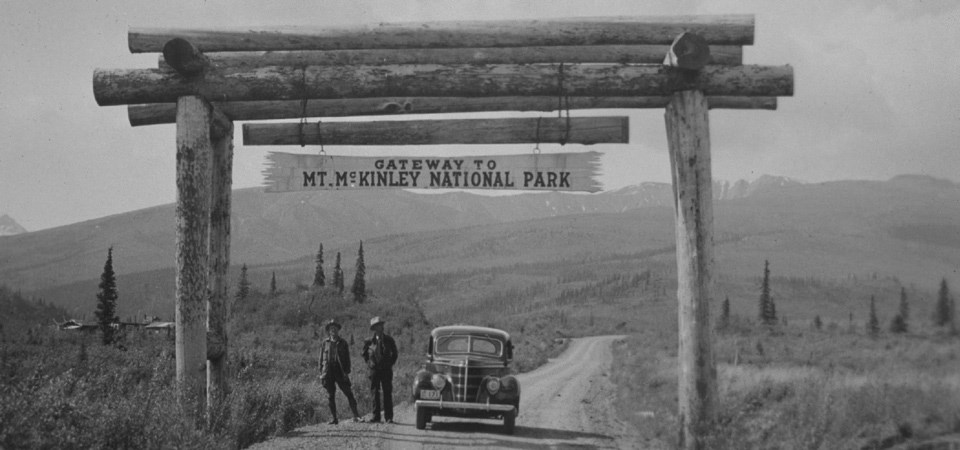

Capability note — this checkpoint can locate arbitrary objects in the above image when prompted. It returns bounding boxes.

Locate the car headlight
[431,373,447,390]
[486,378,501,395]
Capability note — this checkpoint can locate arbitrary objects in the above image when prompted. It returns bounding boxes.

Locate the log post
[207,111,232,423]
[175,95,212,421]
[665,89,718,450]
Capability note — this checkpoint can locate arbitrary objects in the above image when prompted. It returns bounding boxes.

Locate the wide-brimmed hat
[369,316,385,330]
[324,319,342,331]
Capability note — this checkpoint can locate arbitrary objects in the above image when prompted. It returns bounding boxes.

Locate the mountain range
[0,214,27,237]
[2,174,959,320]
[0,175,793,290]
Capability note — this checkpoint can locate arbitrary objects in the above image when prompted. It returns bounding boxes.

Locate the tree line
[717,259,957,337]
[89,241,368,346]
[90,250,959,346]
[235,241,367,306]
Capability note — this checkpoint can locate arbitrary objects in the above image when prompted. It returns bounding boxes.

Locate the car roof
[431,325,510,341]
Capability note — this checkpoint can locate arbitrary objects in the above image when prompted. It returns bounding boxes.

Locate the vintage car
[412,325,520,434]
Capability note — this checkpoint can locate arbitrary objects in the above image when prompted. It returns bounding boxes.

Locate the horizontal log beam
[129,96,776,126]
[158,45,742,70]
[130,15,754,53]
[242,117,629,146]
[94,64,793,106]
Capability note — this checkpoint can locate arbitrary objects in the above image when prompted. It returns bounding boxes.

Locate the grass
[6,248,956,449]
[0,268,584,449]
[609,318,960,449]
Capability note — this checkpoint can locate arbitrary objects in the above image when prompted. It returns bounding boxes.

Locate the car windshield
[435,335,502,357]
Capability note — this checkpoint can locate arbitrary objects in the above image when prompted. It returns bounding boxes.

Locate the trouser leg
[337,377,360,418]
[370,372,382,420]
[323,380,337,420]
[382,369,394,421]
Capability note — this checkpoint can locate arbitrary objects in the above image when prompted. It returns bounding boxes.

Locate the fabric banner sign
[263,152,602,192]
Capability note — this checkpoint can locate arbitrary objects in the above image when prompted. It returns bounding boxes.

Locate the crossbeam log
[242,116,628,146]
[94,64,793,106]
[130,15,754,53]
[158,45,743,71]
[128,96,776,126]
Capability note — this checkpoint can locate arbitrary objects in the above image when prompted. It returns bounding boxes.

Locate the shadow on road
[431,420,613,441]
[387,420,618,449]
[274,420,619,449]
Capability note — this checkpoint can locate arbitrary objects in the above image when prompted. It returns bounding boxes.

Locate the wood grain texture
[128,96,775,126]
[175,96,212,416]
[665,90,718,450]
[242,117,628,146]
[130,15,754,52]
[157,44,742,69]
[207,118,232,421]
[95,63,793,106]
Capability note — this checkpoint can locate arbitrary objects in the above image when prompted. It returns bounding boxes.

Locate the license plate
[420,389,440,400]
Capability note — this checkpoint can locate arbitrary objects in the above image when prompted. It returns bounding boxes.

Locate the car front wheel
[416,406,430,430]
[503,409,516,434]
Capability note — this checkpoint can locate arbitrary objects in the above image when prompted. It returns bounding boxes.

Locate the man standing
[362,316,399,423]
[319,319,360,424]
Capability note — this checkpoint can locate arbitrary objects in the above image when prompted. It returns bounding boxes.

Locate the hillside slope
[7,175,960,321]
[0,187,674,292]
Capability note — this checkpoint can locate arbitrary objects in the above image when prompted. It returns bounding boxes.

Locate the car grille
[449,359,500,402]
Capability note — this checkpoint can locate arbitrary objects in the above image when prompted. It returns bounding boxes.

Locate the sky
[1,0,959,231]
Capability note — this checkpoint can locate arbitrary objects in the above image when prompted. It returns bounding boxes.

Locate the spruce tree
[868,295,880,337]
[758,260,777,325]
[94,247,119,345]
[899,287,909,325]
[313,243,326,287]
[891,287,909,333]
[351,241,367,303]
[270,271,278,296]
[890,314,907,334]
[236,264,250,302]
[935,278,952,328]
[719,296,731,329]
[333,252,344,294]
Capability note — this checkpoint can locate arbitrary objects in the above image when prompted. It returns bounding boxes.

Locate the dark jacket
[319,336,351,380]
[362,334,398,371]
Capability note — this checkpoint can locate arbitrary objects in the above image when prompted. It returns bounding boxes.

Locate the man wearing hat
[362,316,399,423]
[318,319,360,424]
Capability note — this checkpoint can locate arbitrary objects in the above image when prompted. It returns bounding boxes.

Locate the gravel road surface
[249,334,645,449]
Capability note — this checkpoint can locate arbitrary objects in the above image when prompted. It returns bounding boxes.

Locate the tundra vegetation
[2,241,958,448]
[0,244,571,448]
[612,274,960,449]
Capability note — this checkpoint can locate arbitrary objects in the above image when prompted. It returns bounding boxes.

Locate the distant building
[58,319,97,333]
[144,319,174,336]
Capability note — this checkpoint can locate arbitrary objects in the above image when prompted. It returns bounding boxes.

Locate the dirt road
[249,334,644,449]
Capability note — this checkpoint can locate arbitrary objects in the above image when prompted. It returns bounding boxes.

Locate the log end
[663,32,711,71]
[163,38,208,77]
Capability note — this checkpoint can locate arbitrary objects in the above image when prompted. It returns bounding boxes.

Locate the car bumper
[415,400,515,413]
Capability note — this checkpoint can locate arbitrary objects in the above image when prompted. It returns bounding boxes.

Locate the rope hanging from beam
[556,64,572,146]
[298,67,308,148]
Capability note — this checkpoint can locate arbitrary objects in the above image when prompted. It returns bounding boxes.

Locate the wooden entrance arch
[93,15,793,448]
